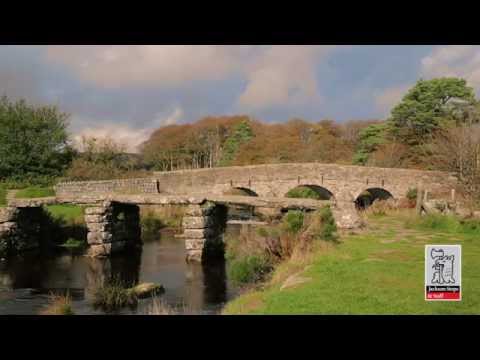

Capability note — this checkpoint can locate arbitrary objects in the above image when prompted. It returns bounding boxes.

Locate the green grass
[228,255,273,286]
[40,293,75,315]
[93,278,138,312]
[0,186,6,207]
[15,186,55,199]
[59,238,85,249]
[282,210,304,234]
[286,186,323,200]
[45,204,84,224]
[224,211,480,314]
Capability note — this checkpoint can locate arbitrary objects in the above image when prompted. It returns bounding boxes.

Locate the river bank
[223,210,480,314]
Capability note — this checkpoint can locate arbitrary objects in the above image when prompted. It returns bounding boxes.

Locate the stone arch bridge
[0,163,458,262]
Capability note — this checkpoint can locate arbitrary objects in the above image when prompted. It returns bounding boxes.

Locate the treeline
[140,116,381,171]
[2,77,480,205]
[140,78,480,173]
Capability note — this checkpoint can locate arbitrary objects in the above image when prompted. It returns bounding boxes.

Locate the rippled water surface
[0,228,242,315]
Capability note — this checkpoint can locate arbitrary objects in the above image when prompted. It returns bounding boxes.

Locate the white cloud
[373,83,411,116]
[71,107,184,153]
[420,45,480,93]
[237,46,335,110]
[45,45,253,89]
[44,45,337,112]
[151,107,183,127]
[372,46,480,118]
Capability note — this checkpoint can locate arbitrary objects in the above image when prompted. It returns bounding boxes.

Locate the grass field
[0,186,6,207]
[223,211,480,314]
[15,186,55,199]
[45,204,85,224]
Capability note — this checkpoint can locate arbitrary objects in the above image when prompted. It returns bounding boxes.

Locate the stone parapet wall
[55,178,159,196]
[53,163,457,203]
[152,162,458,201]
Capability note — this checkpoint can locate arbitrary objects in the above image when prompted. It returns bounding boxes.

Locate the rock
[183,228,214,239]
[87,231,113,244]
[182,216,213,229]
[131,283,165,299]
[86,240,127,257]
[186,249,203,262]
[185,238,205,250]
[85,207,110,216]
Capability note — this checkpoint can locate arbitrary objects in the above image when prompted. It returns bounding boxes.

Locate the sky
[1,45,480,152]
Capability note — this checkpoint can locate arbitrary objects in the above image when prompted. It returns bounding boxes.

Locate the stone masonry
[0,206,49,257]
[183,202,227,262]
[85,201,141,257]
[0,207,18,256]
[54,162,458,204]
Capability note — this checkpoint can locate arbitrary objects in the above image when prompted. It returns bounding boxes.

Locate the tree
[427,123,480,205]
[66,135,147,181]
[219,120,254,166]
[353,123,388,165]
[389,78,476,145]
[0,96,74,183]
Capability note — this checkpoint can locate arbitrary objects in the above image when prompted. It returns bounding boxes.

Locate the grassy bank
[15,186,55,198]
[223,210,480,314]
[0,186,6,207]
[45,204,84,224]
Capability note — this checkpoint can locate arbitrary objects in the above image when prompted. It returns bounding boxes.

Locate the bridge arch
[354,188,394,210]
[223,187,258,197]
[285,184,335,200]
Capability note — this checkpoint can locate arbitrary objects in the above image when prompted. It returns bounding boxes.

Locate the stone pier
[183,201,227,262]
[0,206,50,257]
[85,201,141,257]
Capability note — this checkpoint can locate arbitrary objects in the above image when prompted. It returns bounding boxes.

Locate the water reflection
[0,229,237,315]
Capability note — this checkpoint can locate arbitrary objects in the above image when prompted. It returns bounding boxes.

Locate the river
[0,225,247,315]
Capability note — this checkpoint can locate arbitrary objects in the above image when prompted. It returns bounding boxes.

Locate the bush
[228,255,273,286]
[15,186,55,199]
[286,186,322,200]
[60,238,85,249]
[93,278,138,312]
[40,293,74,315]
[141,211,165,240]
[315,206,338,241]
[365,199,397,217]
[282,210,304,234]
[405,213,480,234]
[406,188,418,201]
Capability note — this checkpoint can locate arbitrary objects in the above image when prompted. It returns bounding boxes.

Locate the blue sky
[1,45,479,151]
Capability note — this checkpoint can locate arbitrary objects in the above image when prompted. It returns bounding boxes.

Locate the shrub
[315,206,338,241]
[459,218,480,233]
[141,211,165,240]
[40,293,74,315]
[15,186,55,199]
[60,238,85,249]
[228,255,273,286]
[406,188,418,201]
[365,199,397,217]
[405,213,480,234]
[92,278,138,312]
[282,210,304,234]
[286,186,322,200]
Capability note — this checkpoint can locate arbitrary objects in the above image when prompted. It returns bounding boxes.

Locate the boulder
[131,283,165,299]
